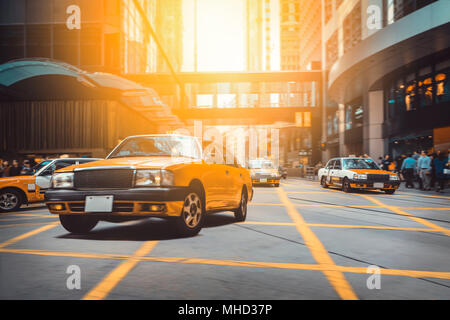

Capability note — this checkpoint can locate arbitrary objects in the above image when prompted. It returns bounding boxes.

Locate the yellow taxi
[45,135,253,237]
[248,159,281,187]
[0,158,100,212]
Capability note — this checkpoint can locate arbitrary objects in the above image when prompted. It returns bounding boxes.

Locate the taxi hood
[55,157,201,172]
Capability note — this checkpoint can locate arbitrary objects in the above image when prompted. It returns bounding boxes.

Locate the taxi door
[326,160,337,185]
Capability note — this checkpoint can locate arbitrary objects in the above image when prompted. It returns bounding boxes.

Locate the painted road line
[360,195,450,236]
[0,222,56,229]
[307,223,435,232]
[82,241,158,300]
[137,256,450,280]
[397,192,450,200]
[1,247,449,281]
[277,187,358,300]
[0,221,59,249]
[0,248,128,260]
[241,221,437,232]
[0,215,58,222]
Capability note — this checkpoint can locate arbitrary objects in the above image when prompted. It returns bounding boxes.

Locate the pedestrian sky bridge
[125,71,322,127]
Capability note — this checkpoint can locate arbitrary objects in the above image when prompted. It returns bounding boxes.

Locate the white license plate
[260,178,268,183]
[374,183,384,189]
[85,196,114,212]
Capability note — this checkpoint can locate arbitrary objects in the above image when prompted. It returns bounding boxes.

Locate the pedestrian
[1,160,11,177]
[9,160,21,177]
[412,151,420,161]
[417,151,432,191]
[430,153,437,190]
[401,154,417,188]
[434,151,448,193]
[0,159,4,178]
[20,160,33,175]
[381,154,392,171]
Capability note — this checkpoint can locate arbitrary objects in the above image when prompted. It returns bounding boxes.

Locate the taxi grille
[367,174,390,182]
[74,169,134,189]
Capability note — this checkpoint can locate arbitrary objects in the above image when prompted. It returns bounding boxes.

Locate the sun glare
[183,0,246,72]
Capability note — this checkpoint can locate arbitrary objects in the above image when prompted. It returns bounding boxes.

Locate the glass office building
[0,0,161,74]
[322,0,450,159]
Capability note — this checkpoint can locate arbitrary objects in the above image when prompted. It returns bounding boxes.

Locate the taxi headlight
[52,172,74,189]
[134,170,174,187]
[390,175,399,181]
[353,174,367,180]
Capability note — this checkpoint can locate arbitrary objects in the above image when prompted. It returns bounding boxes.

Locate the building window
[0,26,24,64]
[435,72,449,103]
[343,2,361,54]
[25,25,51,59]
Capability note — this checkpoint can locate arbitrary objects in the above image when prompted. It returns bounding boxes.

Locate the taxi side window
[54,160,77,171]
[327,160,335,169]
[40,164,55,176]
[334,160,342,170]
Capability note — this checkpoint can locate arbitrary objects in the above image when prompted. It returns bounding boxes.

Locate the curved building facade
[322,0,450,159]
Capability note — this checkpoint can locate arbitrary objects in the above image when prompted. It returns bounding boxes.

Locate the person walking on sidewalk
[401,154,417,188]
[434,152,448,193]
[417,151,432,191]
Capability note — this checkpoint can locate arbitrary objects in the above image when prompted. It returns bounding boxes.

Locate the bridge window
[217,94,236,108]
[196,94,214,108]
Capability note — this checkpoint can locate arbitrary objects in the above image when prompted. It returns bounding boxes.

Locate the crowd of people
[0,159,35,177]
[378,149,449,193]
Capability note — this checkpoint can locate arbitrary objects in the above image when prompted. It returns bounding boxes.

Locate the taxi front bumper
[349,179,400,189]
[44,187,188,217]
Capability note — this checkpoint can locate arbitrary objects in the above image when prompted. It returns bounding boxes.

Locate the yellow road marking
[277,187,358,300]
[0,222,56,229]
[397,192,450,200]
[0,248,128,260]
[0,215,58,222]
[241,221,437,232]
[2,247,448,280]
[360,195,450,236]
[241,221,294,226]
[0,222,59,249]
[250,203,283,206]
[307,223,434,232]
[82,241,158,300]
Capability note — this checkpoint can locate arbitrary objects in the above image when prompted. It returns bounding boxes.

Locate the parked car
[248,159,281,187]
[318,157,400,194]
[45,135,253,237]
[0,158,101,212]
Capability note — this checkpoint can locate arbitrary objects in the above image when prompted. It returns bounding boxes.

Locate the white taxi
[318,157,400,194]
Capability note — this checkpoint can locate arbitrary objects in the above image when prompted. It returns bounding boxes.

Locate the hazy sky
[182,0,247,72]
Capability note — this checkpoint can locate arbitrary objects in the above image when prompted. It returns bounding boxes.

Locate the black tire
[384,189,396,194]
[174,190,204,237]
[234,188,248,222]
[59,215,98,234]
[274,183,280,188]
[320,176,328,188]
[342,178,353,193]
[0,189,23,212]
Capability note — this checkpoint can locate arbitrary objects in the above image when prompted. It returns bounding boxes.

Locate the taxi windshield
[343,158,380,170]
[33,160,52,173]
[108,136,201,159]
[249,160,274,169]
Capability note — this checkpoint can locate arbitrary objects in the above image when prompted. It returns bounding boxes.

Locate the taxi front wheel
[173,191,204,237]
[384,189,396,194]
[59,215,98,234]
[234,189,248,222]
[342,178,353,193]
